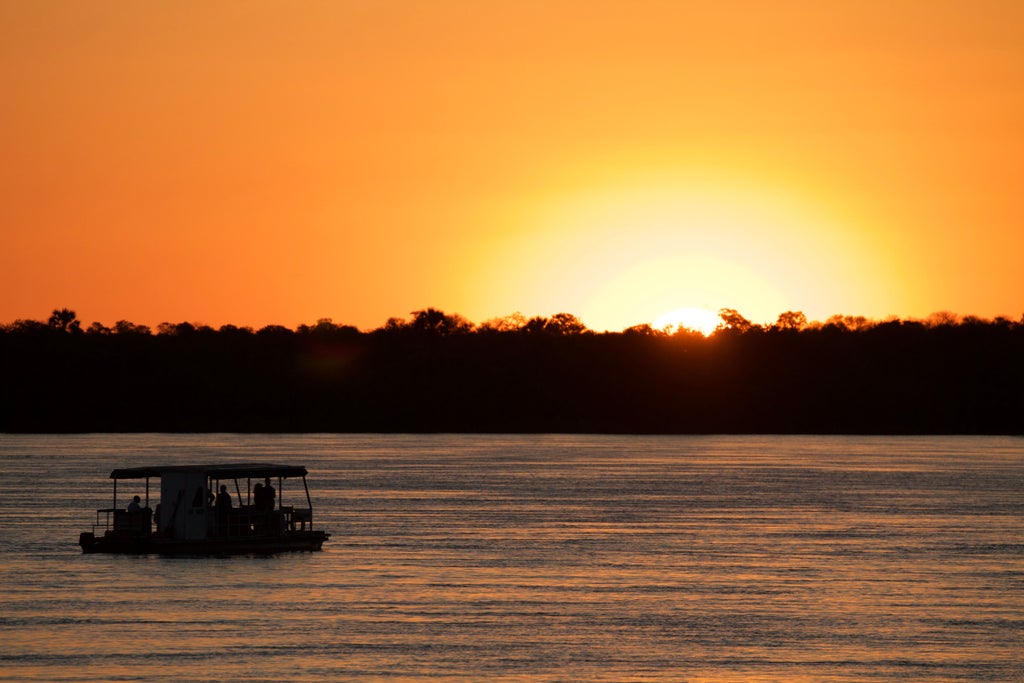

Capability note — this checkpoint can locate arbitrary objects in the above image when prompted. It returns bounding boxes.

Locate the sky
[2,1,1022,332]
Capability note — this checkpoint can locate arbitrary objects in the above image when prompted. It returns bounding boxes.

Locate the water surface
[1,434,1021,681]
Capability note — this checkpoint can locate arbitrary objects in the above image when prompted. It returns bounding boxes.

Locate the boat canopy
[109,463,309,480]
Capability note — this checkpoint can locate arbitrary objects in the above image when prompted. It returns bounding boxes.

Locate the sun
[653,307,720,336]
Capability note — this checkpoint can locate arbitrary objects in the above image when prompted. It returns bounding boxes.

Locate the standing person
[216,485,232,511]
[253,482,265,509]
[262,477,276,511]
[216,485,232,536]
[260,477,281,535]
[127,495,142,513]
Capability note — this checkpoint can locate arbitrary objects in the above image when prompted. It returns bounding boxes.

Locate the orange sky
[2,1,1022,331]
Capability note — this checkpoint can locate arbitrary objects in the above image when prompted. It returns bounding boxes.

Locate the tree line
[2,307,1022,434]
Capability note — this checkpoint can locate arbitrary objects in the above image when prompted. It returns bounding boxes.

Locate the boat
[79,463,330,555]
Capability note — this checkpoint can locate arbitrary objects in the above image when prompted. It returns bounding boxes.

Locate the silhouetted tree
[928,311,959,327]
[522,316,550,334]
[409,308,474,335]
[545,313,588,335]
[5,319,48,334]
[296,318,357,338]
[520,313,588,335]
[257,324,293,337]
[821,314,873,332]
[86,321,111,335]
[218,324,254,336]
[48,308,81,334]
[381,317,407,332]
[114,320,151,335]
[774,311,807,331]
[670,326,708,341]
[717,308,754,332]
[479,312,528,333]
[623,323,663,337]
[157,322,196,336]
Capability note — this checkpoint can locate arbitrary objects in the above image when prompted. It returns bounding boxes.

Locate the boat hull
[79,530,329,555]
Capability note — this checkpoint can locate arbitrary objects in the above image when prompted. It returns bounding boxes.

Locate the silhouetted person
[216,485,232,511]
[253,482,265,509]
[216,485,232,536]
[262,477,276,511]
[123,495,150,534]
[267,476,285,535]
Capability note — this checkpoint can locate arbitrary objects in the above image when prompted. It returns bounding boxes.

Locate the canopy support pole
[303,476,313,528]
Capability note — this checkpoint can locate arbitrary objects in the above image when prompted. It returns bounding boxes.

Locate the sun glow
[473,171,891,332]
[653,307,720,336]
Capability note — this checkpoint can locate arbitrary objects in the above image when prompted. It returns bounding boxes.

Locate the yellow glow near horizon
[653,307,721,336]
[471,171,899,331]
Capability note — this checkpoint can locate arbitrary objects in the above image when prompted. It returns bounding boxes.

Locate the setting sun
[653,307,721,336]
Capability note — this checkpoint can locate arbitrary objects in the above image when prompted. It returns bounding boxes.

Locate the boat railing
[214,505,315,537]
[93,508,152,535]
[288,507,313,531]
[90,506,314,538]
[92,508,115,534]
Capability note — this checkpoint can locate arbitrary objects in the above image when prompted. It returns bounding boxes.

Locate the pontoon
[79,463,330,554]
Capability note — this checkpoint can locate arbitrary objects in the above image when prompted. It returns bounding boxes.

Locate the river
[1,434,1021,682]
